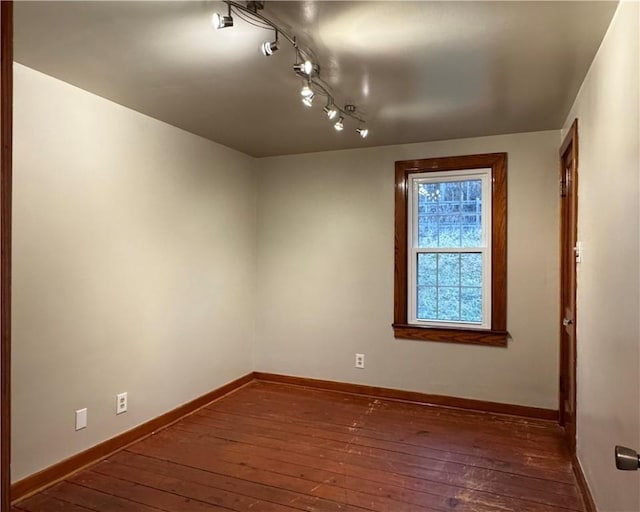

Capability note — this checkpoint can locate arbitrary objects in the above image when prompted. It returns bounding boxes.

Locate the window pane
[461,227,481,247]
[438,253,459,286]
[461,287,483,322]
[415,252,483,324]
[416,179,482,249]
[417,253,437,286]
[460,253,482,287]
[417,286,437,320]
[460,179,482,247]
[439,181,461,204]
[438,287,460,321]
[418,216,438,247]
[417,183,439,248]
[438,215,461,247]
[417,183,439,213]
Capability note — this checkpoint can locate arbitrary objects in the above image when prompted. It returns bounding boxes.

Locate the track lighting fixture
[302,93,315,107]
[261,31,279,56]
[323,104,337,120]
[212,5,233,29]
[212,1,369,139]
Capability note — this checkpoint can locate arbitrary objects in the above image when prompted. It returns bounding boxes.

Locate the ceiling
[15,1,617,157]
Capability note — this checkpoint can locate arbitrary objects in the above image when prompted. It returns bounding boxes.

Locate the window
[393,153,508,346]
[409,169,491,328]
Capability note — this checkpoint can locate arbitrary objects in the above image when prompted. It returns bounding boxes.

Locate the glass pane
[417,286,437,320]
[417,183,439,214]
[462,180,482,200]
[460,253,482,287]
[439,181,461,204]
[415,251,483,324]
[461,227,481,247]
[461,287,482,322]
[416,179,482,249]
[438,215,461,247]
[460,181,482,247]
[417,253,437,286]
[417,183,439,248]
[418,215,438,247]
[438,253,460,286]
[438,287,460,321]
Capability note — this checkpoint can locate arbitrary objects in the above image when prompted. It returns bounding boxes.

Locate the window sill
[392,323,509,347]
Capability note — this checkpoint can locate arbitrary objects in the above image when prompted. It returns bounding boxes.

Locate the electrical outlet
[75,408,87,431]
[355,353,365,369]
[116,392,128,415]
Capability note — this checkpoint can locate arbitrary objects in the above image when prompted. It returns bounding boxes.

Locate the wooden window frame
[393,153,508,347]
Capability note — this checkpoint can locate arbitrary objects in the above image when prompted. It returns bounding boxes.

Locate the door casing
[1,2,12,510]
[558,119,578,454]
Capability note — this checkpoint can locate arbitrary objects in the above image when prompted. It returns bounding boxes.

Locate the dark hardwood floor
[13,381,586,511]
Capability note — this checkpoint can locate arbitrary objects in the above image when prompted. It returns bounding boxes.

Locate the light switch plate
[574,241,583,263]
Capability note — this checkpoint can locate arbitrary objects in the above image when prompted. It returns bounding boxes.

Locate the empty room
[0,1,638,511]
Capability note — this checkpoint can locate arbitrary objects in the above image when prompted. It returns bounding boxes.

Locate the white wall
[12,64,256,481]
[562,3,640,511]
[256,130,560,409]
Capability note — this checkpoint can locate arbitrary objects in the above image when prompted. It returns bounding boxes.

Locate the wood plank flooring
[14,381,585,512]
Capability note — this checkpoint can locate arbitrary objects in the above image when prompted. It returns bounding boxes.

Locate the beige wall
[255,130,560,409]
[15,4,634,486]
[12,64,256,481]
[561,2,640,511]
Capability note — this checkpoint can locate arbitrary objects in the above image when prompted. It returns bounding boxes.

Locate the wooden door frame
[1,2,12,510]
[558,119,578,452]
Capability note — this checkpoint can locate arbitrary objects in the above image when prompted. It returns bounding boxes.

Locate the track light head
[212,12,233,29]
[293,60,318,77]
[261,30,279,56]
[334,116,344,131]
[356,127,369,138]
[300,84,313,98]
[323,105,338,120]
[261,40,279,56]
[302,93,315,107]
